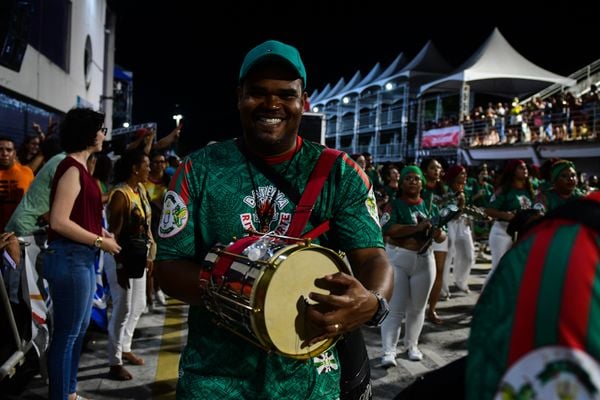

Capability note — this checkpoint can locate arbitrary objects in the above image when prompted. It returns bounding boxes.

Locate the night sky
[109,2,598,154]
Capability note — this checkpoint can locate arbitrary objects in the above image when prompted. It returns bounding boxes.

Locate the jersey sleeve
[156,156,202,261]
[488,190,506,210]
[381,199,397,234]
[533,190,548,213]
[382,198,411,234]
[330,154,384,251]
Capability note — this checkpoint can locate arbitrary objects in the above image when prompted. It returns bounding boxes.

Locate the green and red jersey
[488,187,533,212]
[381,197,438,232]
[470,180,495,208]
[534,188,584,213]
[156,138,383,399]
[467,193,600,399]
[421,182,445,213]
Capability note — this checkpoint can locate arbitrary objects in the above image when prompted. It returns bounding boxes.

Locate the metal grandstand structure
[310,28,598,171]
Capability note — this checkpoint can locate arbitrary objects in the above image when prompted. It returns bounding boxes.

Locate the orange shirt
[0,163,34,230]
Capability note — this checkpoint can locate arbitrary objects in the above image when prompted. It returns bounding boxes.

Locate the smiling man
[155,40,393,400]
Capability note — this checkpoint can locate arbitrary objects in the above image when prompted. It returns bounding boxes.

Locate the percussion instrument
[200,233,350,360]
[418,204,488,254]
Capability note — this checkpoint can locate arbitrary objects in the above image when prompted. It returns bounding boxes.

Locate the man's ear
[301,91,308,112]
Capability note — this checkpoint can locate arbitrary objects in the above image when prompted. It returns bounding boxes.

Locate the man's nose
[264,95,281,108]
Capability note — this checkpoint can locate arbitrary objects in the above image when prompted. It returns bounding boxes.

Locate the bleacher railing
[521,58,600,104]
[460,103,599,147]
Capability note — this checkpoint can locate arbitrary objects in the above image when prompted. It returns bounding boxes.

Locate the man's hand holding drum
[305,271,380,346]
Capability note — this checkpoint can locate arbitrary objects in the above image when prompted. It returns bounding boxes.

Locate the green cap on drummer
[239,40,307,88]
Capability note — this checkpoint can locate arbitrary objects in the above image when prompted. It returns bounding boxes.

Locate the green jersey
[534,188,584,213]
[421,182,446,212]
[381,197,438,232]
[156,138,383,399]
[489,187,533,212]
[470,180,494,208]
[365,167,382,189]
[444,184,473,206]
[5,152,66,236]
[382,184,399,201]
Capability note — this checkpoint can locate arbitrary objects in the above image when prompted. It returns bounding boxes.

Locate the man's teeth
[260,117,282,124]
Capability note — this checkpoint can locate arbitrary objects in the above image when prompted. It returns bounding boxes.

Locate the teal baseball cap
[239,40,307,87]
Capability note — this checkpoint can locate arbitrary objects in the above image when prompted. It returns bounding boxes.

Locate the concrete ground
[14,263,490,399]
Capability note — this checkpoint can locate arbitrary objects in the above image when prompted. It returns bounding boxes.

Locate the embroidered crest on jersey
[517,194,532,209]
[365,188,380,226]
[241,185,290,233]
[411,210,427,225]
[380,212,390,227]
[313,351,339,374]
[495,346,600,399]
[158,190,188,238]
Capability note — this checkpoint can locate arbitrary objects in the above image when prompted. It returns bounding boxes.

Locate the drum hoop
[250,242,350,359]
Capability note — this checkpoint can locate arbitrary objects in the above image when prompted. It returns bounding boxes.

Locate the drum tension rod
[215,249,272,265]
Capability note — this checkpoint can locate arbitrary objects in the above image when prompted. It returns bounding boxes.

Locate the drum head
[252,245,347,359]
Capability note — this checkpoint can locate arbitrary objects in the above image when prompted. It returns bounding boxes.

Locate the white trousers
[442,217,475,293]
[105,253,147,366]
[381,244,435,355]
[488,221,513,279]
[431,235,448,252]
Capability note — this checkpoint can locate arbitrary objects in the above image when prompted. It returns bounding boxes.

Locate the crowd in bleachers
[426,84,600,147]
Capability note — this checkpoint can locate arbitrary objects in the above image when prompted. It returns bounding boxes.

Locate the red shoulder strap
[286,148,342,238]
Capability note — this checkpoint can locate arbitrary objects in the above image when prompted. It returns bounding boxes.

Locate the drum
[200,235,350,360]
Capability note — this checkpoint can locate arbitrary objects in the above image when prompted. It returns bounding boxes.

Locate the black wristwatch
[364,291,390,327]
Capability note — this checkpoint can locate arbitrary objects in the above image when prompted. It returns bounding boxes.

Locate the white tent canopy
[420,28,576,98]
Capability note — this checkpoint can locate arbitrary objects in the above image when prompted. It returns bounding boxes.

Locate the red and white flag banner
[421,125,463,148]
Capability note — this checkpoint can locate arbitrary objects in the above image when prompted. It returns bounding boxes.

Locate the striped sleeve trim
[341,153,370,188]
[507,223,558,365]
[169,159,192,204]
[534,224,580,347]
[559,228,600,352]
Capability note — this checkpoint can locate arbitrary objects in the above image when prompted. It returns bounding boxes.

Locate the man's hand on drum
[304,272,375,344]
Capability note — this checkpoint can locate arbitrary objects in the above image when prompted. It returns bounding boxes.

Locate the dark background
[109,2,599,154]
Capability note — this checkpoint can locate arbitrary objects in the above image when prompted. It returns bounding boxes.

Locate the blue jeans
[44,239,98,400]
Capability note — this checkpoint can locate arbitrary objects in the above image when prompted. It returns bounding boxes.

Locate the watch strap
[365,290,390,327]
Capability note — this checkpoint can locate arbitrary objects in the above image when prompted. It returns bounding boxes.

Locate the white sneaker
[407,346,423,361]
[440,289,451,301]
[456,283,470,294]
[155,289,167,306]
[380,354,397,368]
